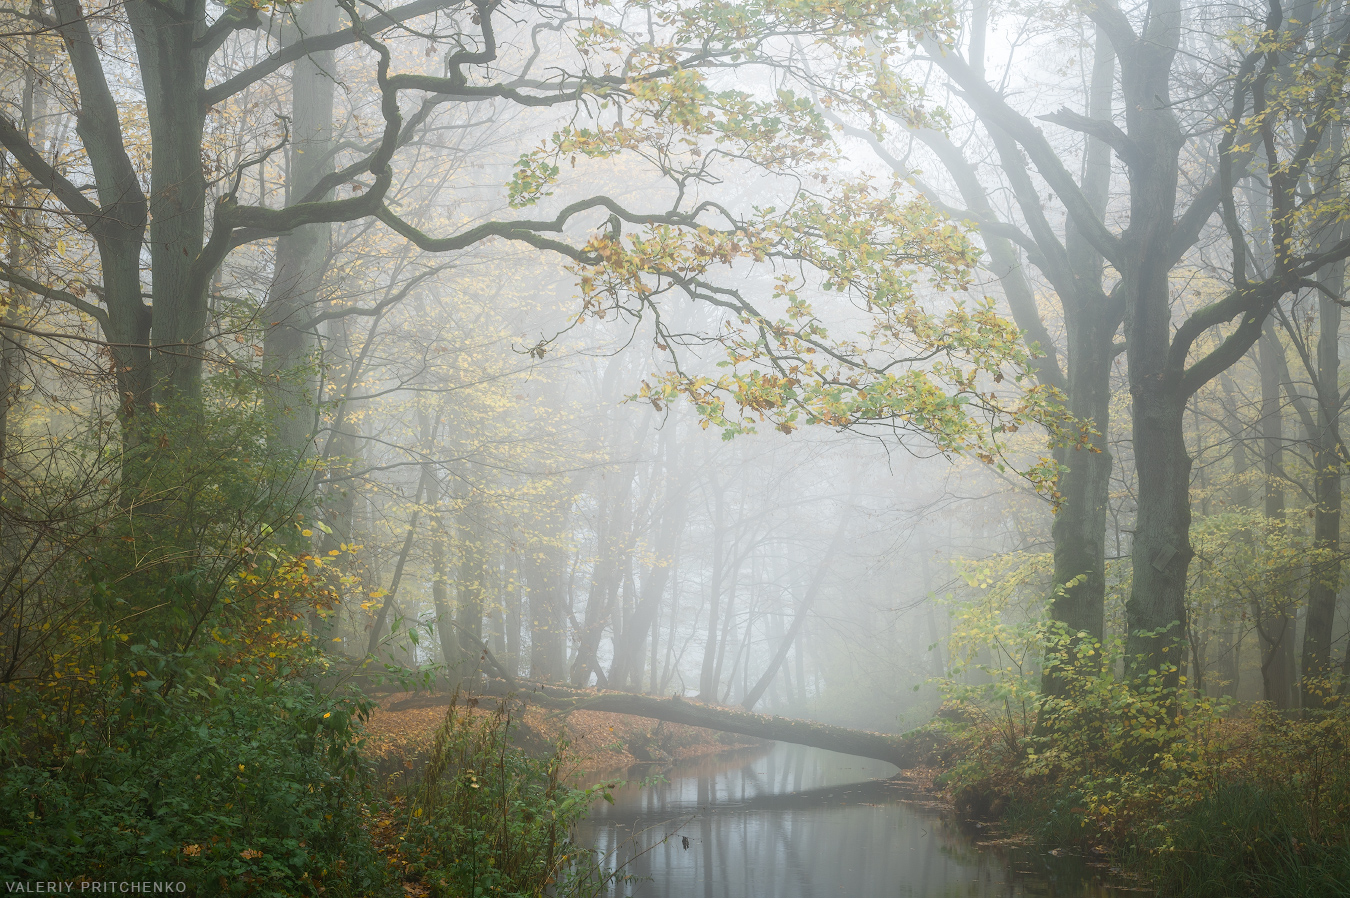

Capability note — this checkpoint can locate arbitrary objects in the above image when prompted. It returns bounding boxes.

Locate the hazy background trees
[2,0,1350,745]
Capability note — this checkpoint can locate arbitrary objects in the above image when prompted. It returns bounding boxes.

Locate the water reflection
[575,744,1146,898]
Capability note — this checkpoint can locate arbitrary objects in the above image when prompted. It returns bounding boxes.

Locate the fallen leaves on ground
[363,692,761,775]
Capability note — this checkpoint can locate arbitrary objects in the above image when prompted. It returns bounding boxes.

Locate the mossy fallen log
[390,677,947,770]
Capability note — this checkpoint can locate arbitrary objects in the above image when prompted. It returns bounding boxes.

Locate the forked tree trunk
[908,16,1120,686]
[1112,6,1193,686]
[610,424,686,689]
[571,461,634,686]
[1043,26,1119,678]
[124,0,212,407]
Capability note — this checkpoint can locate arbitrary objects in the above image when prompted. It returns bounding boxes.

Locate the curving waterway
[575,743,1150,898]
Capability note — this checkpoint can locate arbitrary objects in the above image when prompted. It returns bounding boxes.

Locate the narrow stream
[575,744,1149,898]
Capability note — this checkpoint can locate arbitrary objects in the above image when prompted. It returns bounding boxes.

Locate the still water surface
[575,744,1148,898]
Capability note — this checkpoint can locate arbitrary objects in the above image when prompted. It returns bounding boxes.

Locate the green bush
[0,659,388,897]
[941,627,1350,898]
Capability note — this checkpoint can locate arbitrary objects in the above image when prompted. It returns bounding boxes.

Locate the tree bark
[124,0,212,406]
[0,19,50,522]
[38,0,152,455]
[571,444,636,686]
[1107,4,1192,685]
[504,555,522,678]
[1044,25,1118,667]
[711,555,744,697]
[1046,296,1116,664]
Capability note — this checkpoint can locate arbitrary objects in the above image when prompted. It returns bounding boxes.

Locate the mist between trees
[2,0,1350,889]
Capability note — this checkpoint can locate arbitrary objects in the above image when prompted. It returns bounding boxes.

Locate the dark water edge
[573,743,1152,898]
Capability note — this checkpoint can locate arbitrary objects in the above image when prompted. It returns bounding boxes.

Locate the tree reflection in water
[576,744,1144,898]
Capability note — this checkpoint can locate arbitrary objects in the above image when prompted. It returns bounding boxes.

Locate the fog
[4,0,1350,891]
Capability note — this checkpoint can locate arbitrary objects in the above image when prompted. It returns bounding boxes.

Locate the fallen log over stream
[389,677,948,771]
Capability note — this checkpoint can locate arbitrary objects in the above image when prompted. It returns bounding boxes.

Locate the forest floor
[363,691,767,781]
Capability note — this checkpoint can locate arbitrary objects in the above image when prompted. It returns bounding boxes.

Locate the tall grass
[1140,782,1350,898]
[397,693,620,898]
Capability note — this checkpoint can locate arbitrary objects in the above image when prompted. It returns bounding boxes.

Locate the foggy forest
[2,0,1350,894]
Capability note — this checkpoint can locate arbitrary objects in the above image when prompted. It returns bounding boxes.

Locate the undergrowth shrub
[941,626,1350,898]
[0,653,385,896]
[0,389,621,896]
[399,693,619,898]
[1136,705,1350,898]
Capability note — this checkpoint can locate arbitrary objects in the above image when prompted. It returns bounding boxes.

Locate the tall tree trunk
[0,272,24,513]
[1044,25,1119,678]
[610,501,686,688]
[1123,323,1192,683]
[711,556,744,696]
[794,598,808,704]
[659,561,682,694]
[1257,325,1297,710]
[526,502,569,681]
[1211,374,1254,699]
[504,554,522,678]
[430,474,458,676]
[35,0,151,463]
[698,481,726,699]
[454,496,487,690]
[610,424,686,689]
[263,0,338,467]
[645,548,675,694]
[902,13,1120,682]
[124,0,211,406]
[0,26,48,527]
[571,478,625,686]
[1045,296,1117,678]
[1302,250,1344,709]
[1111,5,1192,686]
